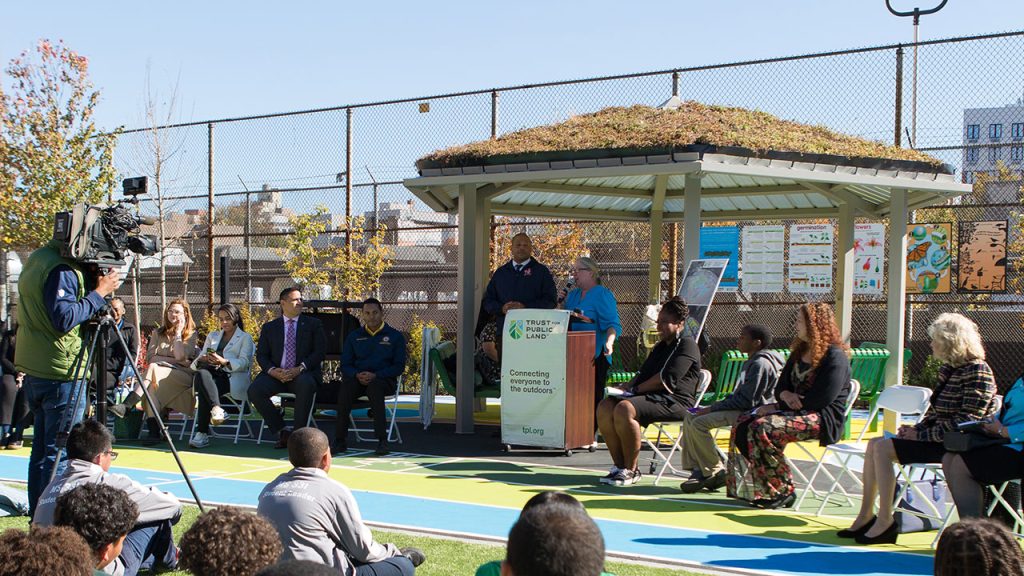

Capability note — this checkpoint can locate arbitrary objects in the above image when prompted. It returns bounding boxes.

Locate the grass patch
[0,506,704,576]
[419,103,943,168]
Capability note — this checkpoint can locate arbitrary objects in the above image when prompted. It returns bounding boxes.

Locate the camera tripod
[49,307,204,511]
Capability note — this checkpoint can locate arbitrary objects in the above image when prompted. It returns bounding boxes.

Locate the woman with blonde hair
[840,312,997,545]
[110,298,199,439]
[729,302,851,509]
[560,256,622,419]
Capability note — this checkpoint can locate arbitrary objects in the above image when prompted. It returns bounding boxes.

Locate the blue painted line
[0,455,931,576]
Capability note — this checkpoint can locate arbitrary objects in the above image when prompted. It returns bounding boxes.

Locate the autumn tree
[281,205,394,300]
[0,39,118,310]
[489,218,588,279]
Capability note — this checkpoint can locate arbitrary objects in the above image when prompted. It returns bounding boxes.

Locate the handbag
[894,478,947,533]
[943,429,1009,452]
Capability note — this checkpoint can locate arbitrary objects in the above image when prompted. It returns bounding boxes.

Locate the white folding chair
[645,369,712,485]
[187,393,256,444]
[792,378,861,510]
[986,480,1024,538]
[797,384,933,515]
[348,378,404,444]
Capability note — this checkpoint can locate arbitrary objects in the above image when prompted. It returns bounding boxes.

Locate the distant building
[962,101,1024,185]
[363,200,453,246]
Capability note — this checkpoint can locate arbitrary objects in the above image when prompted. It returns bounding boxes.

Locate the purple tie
[282,318,297,369]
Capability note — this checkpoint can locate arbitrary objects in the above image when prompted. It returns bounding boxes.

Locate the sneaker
[189,432,210,449]
[680,469,726,493]
[210,406,227,426]
[610,468,641,487]
[598,466,620,485]
[400,546,427,567]
[108,403,127,419]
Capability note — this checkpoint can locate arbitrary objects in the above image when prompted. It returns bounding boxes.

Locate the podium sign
[501,309,570,448]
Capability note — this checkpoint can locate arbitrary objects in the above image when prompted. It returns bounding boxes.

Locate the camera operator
[15,238,119,516]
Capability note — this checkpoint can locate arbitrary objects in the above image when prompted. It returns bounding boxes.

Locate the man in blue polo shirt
[334,298,406,456]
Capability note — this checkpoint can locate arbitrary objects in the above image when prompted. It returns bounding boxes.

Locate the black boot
[109,392,142,419]
[145,417,162,440]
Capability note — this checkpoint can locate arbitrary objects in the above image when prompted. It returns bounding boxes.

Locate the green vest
[15,241,88,380]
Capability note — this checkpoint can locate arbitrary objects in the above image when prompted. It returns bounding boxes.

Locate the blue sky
[4,1,1022,132]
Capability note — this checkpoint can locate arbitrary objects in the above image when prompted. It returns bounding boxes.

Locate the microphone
[558,276,575,304]
[136,215,158,226]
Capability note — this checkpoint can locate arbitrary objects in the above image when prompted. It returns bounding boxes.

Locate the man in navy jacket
[335,298,406,456]
[482,233,557,330]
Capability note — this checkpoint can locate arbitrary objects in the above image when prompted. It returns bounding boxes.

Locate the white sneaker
[599,466,620,485]
[189,432,210,449]
[210,406,227,426]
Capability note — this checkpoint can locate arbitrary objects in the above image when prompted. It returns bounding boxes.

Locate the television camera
[51,176,159,268]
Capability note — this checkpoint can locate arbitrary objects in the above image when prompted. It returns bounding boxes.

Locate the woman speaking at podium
[560,257,621,420]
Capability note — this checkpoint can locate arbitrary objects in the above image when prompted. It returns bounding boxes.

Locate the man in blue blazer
[248,287,327,448]
[482,233,557,329]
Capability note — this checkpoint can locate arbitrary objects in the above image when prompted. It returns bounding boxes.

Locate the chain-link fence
[109,30,1024,392]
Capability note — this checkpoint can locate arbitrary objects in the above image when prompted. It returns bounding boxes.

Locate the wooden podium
[500,308,596,455]
[562,332,596,452]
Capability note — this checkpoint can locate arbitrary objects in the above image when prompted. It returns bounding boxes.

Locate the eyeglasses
[103,450,119,461]
[570,267,591,273]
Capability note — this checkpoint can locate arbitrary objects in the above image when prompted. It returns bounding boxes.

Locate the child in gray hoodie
[679,324,785,493]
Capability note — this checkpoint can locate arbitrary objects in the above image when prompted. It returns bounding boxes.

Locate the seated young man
[499,495,607,576]
[179,506,282,576]
[54,483,139,575]
[679,324,784,493]
[33,420,182,576]
[257,427,425,575]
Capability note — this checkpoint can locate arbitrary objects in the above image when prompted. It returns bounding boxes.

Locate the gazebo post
[456,183,486,434]
[883,187,909,432]
[835,202,855,343]
[682,174,702,271]
[647,175,668,304]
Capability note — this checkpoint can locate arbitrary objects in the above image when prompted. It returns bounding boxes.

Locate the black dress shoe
[274,428,292,449]
[752,491,796,510]
[375,441,390,456]
[332,441,348,455]
[854,519,899,545]
[837,516,877,539]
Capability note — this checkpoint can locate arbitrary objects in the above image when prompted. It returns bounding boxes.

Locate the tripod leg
[110,324,205,512]
[48,326,99,484]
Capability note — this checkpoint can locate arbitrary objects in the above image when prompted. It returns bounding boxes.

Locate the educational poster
[741,225,785,293]
[699,225,739,292]
[906,223,952,294]
[678,259,727,339]
[854,223,885,295]
[958,220,1007,293]
[501,309,570,448]
[788,224,834,293]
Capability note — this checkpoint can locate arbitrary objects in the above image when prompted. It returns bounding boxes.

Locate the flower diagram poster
[854,223,885,295]
[741,225,785,293]
[957,220,1007,293]
[788,224,833,294]
[905,222,952,294]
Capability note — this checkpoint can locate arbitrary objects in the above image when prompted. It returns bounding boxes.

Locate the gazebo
[403,103,971,433]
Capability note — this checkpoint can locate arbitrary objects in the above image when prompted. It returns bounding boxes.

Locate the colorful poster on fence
[906,222,952,294]
[700,225,739,292]
[958,220,1007,293]
[788,224,833,293]
[678,259,727,339]
[741,225,785,293]
[501,309,570,449]
[854,223,885,295]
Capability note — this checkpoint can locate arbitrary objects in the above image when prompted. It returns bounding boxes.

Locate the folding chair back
[647,369,713,485]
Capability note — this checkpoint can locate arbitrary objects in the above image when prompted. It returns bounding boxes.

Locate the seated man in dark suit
[249,287,327,449]
[482,233,557,331]
[334,298,406,456]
